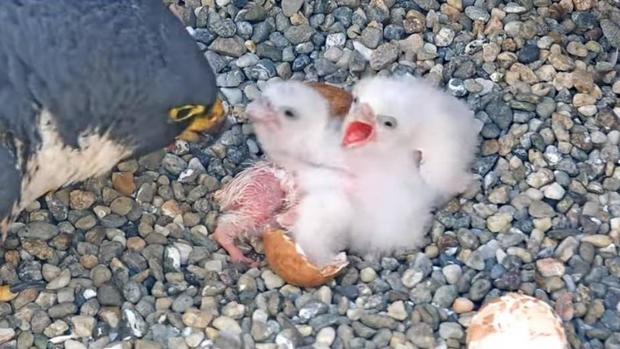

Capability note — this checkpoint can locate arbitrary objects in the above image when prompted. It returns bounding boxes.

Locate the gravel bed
[1,0,620,348]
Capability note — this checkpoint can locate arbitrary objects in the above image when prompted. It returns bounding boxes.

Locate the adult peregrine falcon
[0,0,224,239]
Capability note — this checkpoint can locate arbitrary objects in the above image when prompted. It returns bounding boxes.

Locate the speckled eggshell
[466,292,569,349]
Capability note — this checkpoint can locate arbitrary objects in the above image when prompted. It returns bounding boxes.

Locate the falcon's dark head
[95,0,227,156]
[0,0,226,157]
[0,0,227,238]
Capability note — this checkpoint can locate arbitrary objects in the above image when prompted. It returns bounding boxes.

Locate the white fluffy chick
[349,75,483,207]
[245,80,353,268]
[340,96,436,257]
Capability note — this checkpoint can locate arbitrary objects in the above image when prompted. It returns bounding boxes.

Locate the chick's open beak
[178,97,226,142]
[342,103,375,147]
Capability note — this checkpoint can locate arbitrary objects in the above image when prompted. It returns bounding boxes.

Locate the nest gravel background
[1,0,620,348]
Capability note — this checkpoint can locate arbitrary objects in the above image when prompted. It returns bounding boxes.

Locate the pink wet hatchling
[212,160,300,266]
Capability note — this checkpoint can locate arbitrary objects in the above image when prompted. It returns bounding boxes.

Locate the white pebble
[315,327,336,346]
[608,130,620,145]
[360,267,377,283]
[64,340,86,349]
[442,264,463,284]
[261,270,285,289]
[387,301,408,321]
[83,289,97,300]
[212,316,242,334]
[316,286,333,304]
[326,33,346,48]
[352,41,372,60]
[173,242,193,265]
[543,183,566,200]
[401,269,424,288]
[204,260,223,273]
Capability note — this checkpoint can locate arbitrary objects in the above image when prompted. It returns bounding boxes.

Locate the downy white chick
[246,80,354,268]
[211,81,351,267]
[340,95,437,257]
[349,75,483,207]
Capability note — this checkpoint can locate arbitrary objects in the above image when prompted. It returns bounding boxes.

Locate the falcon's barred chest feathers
[0,0,223,239]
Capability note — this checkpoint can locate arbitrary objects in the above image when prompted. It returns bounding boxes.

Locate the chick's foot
[213,228,258,267]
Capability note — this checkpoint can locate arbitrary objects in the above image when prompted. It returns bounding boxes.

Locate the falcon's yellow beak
[169,97,227,142]
[0,285,16,302]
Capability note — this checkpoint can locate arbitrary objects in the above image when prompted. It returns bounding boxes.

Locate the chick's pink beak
[245,97,279,128]
[342,103,375,147]
[245,97,269,120]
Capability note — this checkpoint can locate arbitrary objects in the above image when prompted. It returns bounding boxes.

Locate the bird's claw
[213,230,260,268]
[229,251,259,268]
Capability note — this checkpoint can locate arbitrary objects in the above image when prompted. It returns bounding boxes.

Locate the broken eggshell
[263,229,348,288]
[466,292,569,349]
[305,82,353,118]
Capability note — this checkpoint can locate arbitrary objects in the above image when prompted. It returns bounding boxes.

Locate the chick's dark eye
[378,115,398,129]
[283,108,297,119]
[352,96,359,103]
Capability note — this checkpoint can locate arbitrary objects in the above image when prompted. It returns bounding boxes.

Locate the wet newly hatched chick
[246,80,355,268]
[350,75,483,208]
[212,160,298,267]
[339,96,437,257]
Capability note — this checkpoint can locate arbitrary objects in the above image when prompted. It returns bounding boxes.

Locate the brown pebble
[453,297,475,313]
[437,235,459,251]
[112,172,136,197]
[440,3,461,21]
[51,233,73,251]
[4,250,20,266]
[481,139,500,155]
[13,288,39,310]
[21,240,54,261]
[182,308,214,328]
[69,190,97,210]
[161,200,183,218]
[80,255,99,269]
[127,237,146,252]
[572,0,593,11]
[156,298,173,311]
[555,292,574,321]
[132,270,150,284]
[99,307,122,328]
[581,234,612,248]
[424,245,439,258]
[536,257,565,277]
